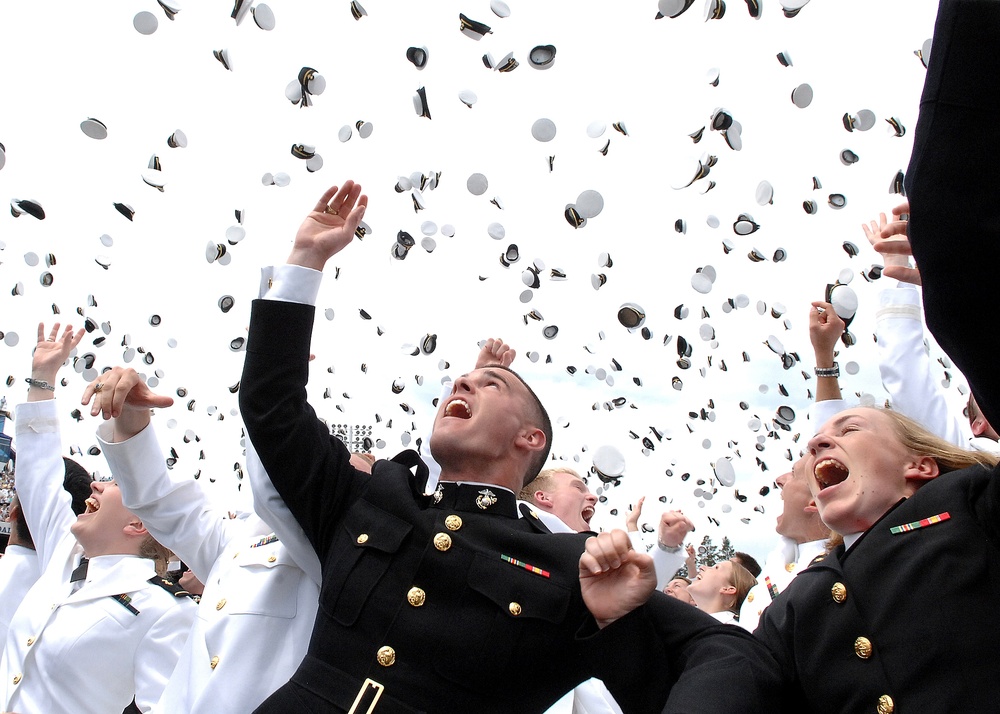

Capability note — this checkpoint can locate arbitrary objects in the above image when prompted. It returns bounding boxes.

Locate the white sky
[0,0,955,557]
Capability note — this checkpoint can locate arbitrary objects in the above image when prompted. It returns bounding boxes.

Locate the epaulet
[518,503,553,534]
[389,449,431,497]
[148,575,195,599]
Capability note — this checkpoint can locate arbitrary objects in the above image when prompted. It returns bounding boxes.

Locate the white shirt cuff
[259,264,323,305]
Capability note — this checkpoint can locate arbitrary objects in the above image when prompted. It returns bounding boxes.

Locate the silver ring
[94,383,104,393]
[46,337,55,342]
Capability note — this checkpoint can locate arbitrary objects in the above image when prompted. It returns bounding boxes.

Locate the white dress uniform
[99,420,322,714]
[628,530,686,590]
[0,544,39,645]
[810,283,1000,453]
[1,400,195,714]
[738,536,828,632]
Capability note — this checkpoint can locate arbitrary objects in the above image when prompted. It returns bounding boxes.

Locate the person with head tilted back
[0,323,195,714]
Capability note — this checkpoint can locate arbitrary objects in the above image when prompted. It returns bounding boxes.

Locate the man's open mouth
[444,399,472,419]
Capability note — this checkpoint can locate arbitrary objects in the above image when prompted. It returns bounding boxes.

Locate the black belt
[290,656,424,714]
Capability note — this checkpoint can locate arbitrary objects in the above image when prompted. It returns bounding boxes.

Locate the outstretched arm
[15,323,87,571]
[240,182,370,560]
[865,206,971,446]
[88,367,249,582]
[808,301,850,433]
[904,0,1000,427]
[580,532,787,713]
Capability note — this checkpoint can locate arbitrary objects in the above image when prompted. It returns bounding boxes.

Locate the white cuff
[259,264,323,305]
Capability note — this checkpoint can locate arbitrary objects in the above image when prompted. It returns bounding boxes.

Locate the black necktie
[70,557,89,583]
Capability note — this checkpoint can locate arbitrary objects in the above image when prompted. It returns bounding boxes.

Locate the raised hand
[28,323,86,400]
[863,200,920,285]
[579,529,656,628]
[475,337,516,369]
[81,366,173,440]
[658,510,693,549]
[287,182,368,271]
[809,300,846,360]
[625,495,644,532]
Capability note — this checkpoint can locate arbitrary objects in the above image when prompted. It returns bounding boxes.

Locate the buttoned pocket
[434,550,571,685]
[321,499,412,626]
[225,545,303,618]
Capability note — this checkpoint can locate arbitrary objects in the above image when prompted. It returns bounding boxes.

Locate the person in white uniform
[813,201,1000,454]
[0,323,195,714]
[88,362,327,714]
[625,496,693,590]
[0,458,92,646]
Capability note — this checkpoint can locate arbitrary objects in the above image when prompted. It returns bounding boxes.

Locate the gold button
[854,636,873,659]
[407,587,426,607]
[210,656,220,670]
[509,602,522,616]
[376,646,396,667]
[12,674,21,685]
[445,514,463,531]
[785,562,796,572]
[267,555,277,563]
[26,637,34,646]
[433,532,452,551]
[877,694,894,714]
[216,598,227,611]
[746,593,754,603]
[357,533,369,544]
[831,582,847,603]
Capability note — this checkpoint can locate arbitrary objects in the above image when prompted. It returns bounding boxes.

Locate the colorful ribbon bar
[765,575,780,600]
[250,533,279,548]
[501,554,550,578]
[889,511,951,535]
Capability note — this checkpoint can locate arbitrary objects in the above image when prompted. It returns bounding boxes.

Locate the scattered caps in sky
[0,0,953,548]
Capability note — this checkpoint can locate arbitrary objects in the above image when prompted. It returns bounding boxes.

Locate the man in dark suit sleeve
[901,0,1000,423]
[239,182,785,713]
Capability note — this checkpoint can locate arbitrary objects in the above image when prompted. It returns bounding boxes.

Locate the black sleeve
[905,0,1000,427]
[584,593,789,714]
[239,298,364,561]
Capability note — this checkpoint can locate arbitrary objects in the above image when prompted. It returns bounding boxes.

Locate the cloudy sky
[0,0,954,556]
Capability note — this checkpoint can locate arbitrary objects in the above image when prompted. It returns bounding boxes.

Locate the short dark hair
[62,457,94,516]
[10,457,93,549]
[732,551,762,578]
[496,366,553,488]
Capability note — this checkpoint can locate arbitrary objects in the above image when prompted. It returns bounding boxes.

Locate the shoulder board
[388,448,431,497]
[518,503,553,534]
[148,575,195,599]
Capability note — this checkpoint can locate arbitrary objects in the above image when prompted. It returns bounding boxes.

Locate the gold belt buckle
[348,677,385,714]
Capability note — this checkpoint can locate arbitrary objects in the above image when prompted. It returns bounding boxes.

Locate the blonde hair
[871,407,1000,473]
[518,467,581,502]
[139,535,173,578]
[727,561,757,616]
